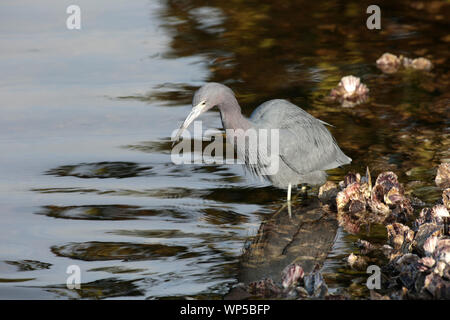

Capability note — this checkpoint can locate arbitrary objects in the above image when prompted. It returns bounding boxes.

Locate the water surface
[0,0,448,299]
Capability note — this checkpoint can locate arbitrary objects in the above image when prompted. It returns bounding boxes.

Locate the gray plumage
[173,82,351,196]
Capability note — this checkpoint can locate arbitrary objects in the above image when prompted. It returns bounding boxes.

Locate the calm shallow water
[0,0,448,299]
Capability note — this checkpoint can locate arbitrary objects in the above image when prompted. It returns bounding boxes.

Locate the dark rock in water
[238,198,338,285]
[226,198,338,300]
[436,163,450,189]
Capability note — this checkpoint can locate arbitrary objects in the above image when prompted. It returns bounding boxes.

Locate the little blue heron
[173,82,351,203]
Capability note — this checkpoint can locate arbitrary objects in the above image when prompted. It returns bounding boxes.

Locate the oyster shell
[436,163,450,189]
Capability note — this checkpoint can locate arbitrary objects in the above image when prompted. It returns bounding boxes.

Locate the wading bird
[173,83,351,206]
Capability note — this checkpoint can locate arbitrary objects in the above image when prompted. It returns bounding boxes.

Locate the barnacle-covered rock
[376,53,402,74]
[435,163,450,189]
[329,75,369,107]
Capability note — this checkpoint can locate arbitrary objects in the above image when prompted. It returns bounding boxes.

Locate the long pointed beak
[172,102,205,146]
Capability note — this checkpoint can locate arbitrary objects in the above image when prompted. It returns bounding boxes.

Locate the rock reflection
[45,278,145,299]
[51,242,188,261]
[46,162,152,179]
[36,205,159,221]
[4,260,51,272]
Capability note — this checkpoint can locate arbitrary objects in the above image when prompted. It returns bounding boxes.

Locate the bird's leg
[287,183,292,218]
[287,200,292,218]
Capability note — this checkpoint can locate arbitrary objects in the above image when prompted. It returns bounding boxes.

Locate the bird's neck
[217,99,253,132]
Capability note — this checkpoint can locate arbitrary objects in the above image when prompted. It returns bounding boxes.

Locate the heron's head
[172,83,237,144]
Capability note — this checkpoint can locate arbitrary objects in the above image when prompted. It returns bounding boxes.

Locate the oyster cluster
[329,75,369,107]
[240,263,345,300]
[346,188,450,299]
[376,52,433,74]
[319,168,413,233]
[380,193,449,299]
